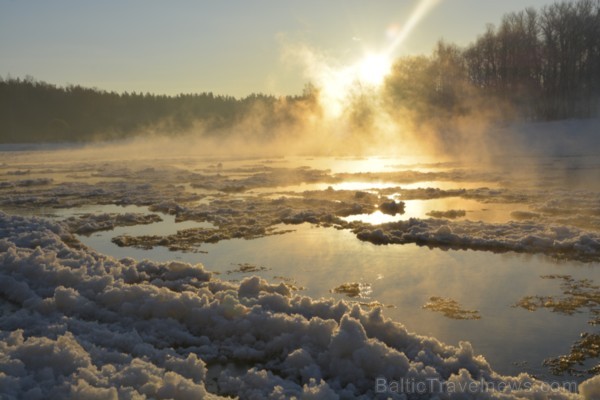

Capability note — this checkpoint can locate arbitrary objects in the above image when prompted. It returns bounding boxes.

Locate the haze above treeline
[1,0,599,144]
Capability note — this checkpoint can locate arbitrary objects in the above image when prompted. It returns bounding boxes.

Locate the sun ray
[384,0,442,57]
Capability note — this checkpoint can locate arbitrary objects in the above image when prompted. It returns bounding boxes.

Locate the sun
[303,50,394,118]
[356,53,392,86]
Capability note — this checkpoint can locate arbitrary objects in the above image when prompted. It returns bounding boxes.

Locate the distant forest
[1,0,599,143]
[0,79,315,142]
[386,0,600,121]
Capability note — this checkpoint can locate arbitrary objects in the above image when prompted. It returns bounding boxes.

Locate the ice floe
[354,219,600,261]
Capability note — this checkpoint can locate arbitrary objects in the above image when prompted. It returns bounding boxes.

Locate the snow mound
[354,218,600,261]
[63,212,163,234]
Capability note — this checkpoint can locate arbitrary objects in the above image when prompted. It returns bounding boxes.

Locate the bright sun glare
[302,0,441,118]
[307,51,393,118]
[357,53,392,86]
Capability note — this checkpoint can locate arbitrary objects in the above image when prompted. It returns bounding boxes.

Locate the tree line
[385,0,600,121]
[0,76,317,143]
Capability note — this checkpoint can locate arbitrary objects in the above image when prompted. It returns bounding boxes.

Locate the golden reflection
[330,181,398,191]
[403,197,519,223]
[344,210,400,225]
[343,197,524,224]
[398,180,501,190]
[293,155,438,174]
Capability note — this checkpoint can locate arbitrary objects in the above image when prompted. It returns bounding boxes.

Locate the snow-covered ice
[1,212,596,398]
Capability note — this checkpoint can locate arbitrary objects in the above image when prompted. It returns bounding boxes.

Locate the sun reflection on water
[344,197,525,224]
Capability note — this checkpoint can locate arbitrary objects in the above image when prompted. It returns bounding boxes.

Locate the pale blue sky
[1,0,559,97]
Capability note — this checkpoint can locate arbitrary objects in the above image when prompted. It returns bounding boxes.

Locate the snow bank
[354,218,600,261]
[64,212,163,235]
[501,118,600,157]
[1,212,596,398]
[0,178,53,188]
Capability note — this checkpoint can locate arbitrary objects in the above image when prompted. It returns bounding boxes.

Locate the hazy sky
[1,0,559,97]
